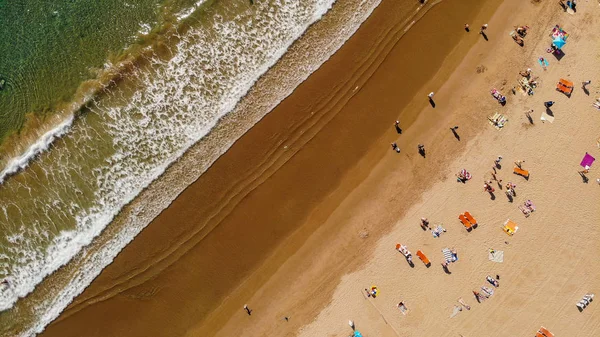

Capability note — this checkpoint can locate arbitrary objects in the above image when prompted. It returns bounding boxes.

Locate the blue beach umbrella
[552,37,566,49]
[353,331,363,337]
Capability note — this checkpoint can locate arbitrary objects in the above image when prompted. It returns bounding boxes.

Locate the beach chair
[556,78,574,96]
[464,212,478,226]
[536,333,545,337]
[514,167,529,178]
[502,219,519,236]
[538,326,554,337]
[458,214,472,231]
[416,250,431,266]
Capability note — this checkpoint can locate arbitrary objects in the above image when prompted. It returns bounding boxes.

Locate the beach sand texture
[41,0,600,336]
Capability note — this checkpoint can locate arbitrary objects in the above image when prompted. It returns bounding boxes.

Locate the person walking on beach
[491,172,502,184]
[494,156,502,167]
[583,80,591,87]
[418,143,426,156]
[244,304,252,315]
[544,101,555,108]
[481,24,488,31]
[391,142,400,153]
[394,120,402,134]
[464,23,470,32]
[514,160,525,168]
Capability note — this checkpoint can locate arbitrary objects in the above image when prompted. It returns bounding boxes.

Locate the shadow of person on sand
[395,125,403,134]
[583,87,590,96]
[489,192,496,200]
[480,31,488,41]
[506,193,513,203]
[526,113,534,124]
[429,98,436,108]
[451,129,460,141]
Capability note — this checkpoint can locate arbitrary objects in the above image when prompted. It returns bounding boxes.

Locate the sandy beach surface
[41,0,600,336]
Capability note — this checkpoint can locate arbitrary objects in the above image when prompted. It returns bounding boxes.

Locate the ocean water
[0,0,171,143]
[0,0,387,335]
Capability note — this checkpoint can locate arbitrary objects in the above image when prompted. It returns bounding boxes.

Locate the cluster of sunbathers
[472,275,500,302]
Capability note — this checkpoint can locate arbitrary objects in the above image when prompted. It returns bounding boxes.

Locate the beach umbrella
[552,37,566,49]
[353,331,363,337]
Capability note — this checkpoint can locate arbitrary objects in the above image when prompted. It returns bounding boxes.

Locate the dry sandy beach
[42,0,600,336]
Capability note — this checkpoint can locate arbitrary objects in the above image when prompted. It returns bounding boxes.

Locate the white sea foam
[0,0,384,335]
[176,0,208,21]
[0,115,74,185]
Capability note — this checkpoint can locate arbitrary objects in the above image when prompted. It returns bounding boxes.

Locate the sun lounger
[458,298,471,310]
[559,78,574,88]
[536,333,545,337]
[416,250,431,266]
[513,167,529,178]
[459,214,472,231]
[502,219,519,236]
[556,79,574,95]
[464,212,477,226]
[539,326,554,337]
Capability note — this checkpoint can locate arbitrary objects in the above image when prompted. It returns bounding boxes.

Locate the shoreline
[38,0,504,335]
[0,1,384,334]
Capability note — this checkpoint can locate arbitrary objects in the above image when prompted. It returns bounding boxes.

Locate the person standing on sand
[428,92,434,99]
[544,101,555,108]
[464,24,470,32]
[391,142,400,153]
[514,160,525,168]
[244,304,252,315]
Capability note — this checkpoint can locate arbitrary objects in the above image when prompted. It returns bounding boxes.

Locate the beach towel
[481,286,494,297]
[397,303,409,315]
[442,248,453,263]
[503,219,519,236]
[450,305,462,318]
[540,110,555,123]
[538,57,549,69]
[580,152,596,168]
[488,250,504,263]
[432,224,446,238]
[488,113,508,130]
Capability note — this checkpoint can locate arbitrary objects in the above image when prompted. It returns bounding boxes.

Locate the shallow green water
[0,0,168,142]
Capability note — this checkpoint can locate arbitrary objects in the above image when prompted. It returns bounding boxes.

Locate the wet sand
[36,0,578,336]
